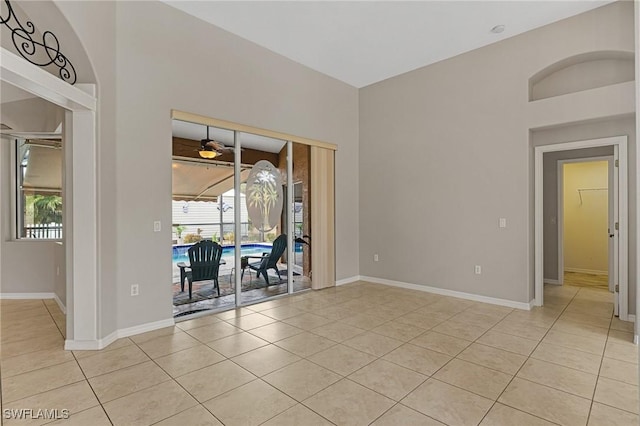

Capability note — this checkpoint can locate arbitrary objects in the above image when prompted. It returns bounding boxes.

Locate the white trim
[563,268,608,276]
[54,294,67,314]
[65,318,175,351]
[534,136,628,318]
[544,279,561,285]
[627,314,636,322]
[336,275,362,286]
[359,276,532,310]
[0,292,55,299]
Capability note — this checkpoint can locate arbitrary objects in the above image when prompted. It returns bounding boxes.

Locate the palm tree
[248,169,279,232]
[28,194,62,224]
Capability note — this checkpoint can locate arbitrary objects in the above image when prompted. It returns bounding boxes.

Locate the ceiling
[164,1,612,88]
[172,119,286,153]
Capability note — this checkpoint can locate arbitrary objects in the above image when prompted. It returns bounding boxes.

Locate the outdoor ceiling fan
[199,126,234,159]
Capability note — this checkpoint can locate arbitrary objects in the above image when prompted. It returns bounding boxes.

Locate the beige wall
[359,1,634,306]
[55,1,359,332]
[563,161,609,274]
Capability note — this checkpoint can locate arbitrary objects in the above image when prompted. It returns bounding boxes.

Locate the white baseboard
[0,292,55,299]
[359,276,532,311]
[544,279,561,285]
[53,294,67,314]
[65,318,175,351]
[564,268,607,276]
[336,275,362,286]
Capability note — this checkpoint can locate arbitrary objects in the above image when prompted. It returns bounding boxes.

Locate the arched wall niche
[1,0,96,84]
[529,50,634,102]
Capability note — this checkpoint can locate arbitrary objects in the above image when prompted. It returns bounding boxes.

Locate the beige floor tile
[232,344,301,376]
[498,378,591,425]
[129,326,181,344]
[154,405,223,426]
[1,346,74,378]
[1,322,61,344]
[560,311,612,328]
[431,320,489,341]
[274,332,337,357]
[260,305,306,320]
[605,340,639,364]
[213,307,255,320]
[343,331,404,357]
[224,312,279,330]
[394,312,448,329]
[402,379,493,426]
[434,358,512,399]
[371,404,445,425]
[138,331,203,359]
[261,403,333,426]
[477,330,539,356]
[175,314,221,331]
[608,330,635,344]
[530,342,603,374]
[77,344,149,377]
[304,379,395,426]
[45,406,112,426]
[449,311,502,328]
[517,358,597,399]
[552,319,609,339]
[203,379,296,426]
[263,359,341,401]
[492,319,548,341]
[183,322,241,343]
[340,313,389,330]
[2,360,85,403]
[457,343,527,375]
[610,317,635,333]
[314,305,360,321]
[2,381,99,426]
[600,357,638,386]
[248,299,290,312]
[248,322,304,342]
[593,376,639,414]
[349,359,427,401]
[0,334,64,359]
[371,321,426,342]
[72,338,134,360]
[176,359,256,402]
[383,343,451,376]
[283,313,332,330]
[479,403,556,426]
[588,402,639,426]
[206,332,268,358]
[154,344,225,377]
[542,330,606,355]
[410,331,472,356]
[310,321,366,342]
[88,360,171,403]
[308,344,377,376]
[103,380,198,426]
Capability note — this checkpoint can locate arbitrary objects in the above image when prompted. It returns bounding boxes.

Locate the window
[15,139,63,239]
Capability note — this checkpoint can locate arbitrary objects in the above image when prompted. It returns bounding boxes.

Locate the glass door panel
[291,143,312,292]
[239,132,289,304]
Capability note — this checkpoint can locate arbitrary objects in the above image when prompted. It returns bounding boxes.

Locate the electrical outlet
[474,265,482,275]
[499,218,507,228]
[153,221,161,232]
[374,254,379,262]
[131,284,139,296]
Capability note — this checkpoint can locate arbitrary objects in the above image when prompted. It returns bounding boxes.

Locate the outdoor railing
[23,223,63,239]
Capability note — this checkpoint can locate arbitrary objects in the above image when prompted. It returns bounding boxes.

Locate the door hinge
[615,284,619,293]
[615,222,619,231]
[615,159,619,167]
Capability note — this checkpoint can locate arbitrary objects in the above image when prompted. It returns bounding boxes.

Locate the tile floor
[1,282,638,425]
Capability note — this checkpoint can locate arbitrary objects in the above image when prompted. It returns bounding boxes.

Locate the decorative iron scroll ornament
[1,0,77,84]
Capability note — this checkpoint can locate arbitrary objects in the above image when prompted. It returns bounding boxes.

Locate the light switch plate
[154,221,161,232]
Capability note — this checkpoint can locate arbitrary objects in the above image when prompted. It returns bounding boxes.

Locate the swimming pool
[172,243,272,264]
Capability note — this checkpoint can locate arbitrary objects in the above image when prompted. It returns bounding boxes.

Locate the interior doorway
[558,157,613,293]
[534,136,628,320]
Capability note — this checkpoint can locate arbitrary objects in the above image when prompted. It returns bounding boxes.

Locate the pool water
[172,244,272,264]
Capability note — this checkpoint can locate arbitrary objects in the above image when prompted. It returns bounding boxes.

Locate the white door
[612,146,619,316]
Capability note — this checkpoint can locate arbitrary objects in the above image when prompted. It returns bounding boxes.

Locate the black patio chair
[177,240,223,299]
[241,234,287,286]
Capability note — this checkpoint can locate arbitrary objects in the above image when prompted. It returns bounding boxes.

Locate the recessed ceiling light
[491,25,506,34]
